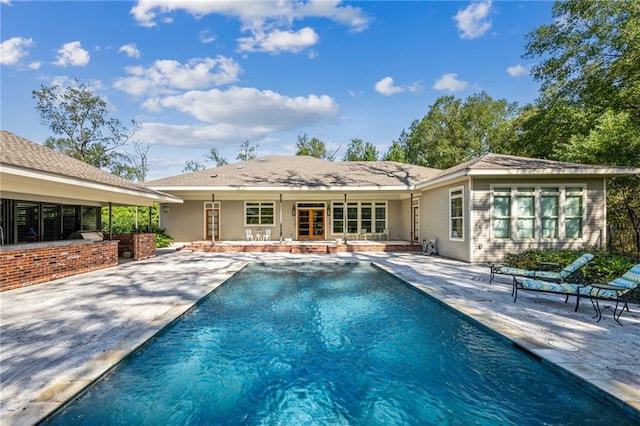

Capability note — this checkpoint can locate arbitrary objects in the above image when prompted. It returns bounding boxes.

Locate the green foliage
[183,160,206,173]
[503,248,639,284]
[154,227,174,248]
[382,139,407,162]
[33,78,143,178]
[394,92,520,169]
[236,140,258,161]
[102,205,159,234]
[204,147,228,166]
[343,138,378,161]
[295,133,337,160]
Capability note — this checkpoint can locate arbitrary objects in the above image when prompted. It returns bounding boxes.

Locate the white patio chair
[263,229,271,241]
[359,228,367,240]
[245,229,253,241]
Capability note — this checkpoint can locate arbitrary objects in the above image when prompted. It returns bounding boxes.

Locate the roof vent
[210,174,217,178]
[387,173,395,177]
[236,165,243,169]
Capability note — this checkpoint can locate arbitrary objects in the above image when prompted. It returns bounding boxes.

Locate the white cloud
[374,77,404,96]
[130,0,370,53]
[114,56,242,96]
[199,30,216,44]
[433,73,469,92]
[0,37,34,65]
[507,64,528,77]
[0,0,12,4]
[119,43,141,58]
[453,1,493,40]
[374,76,422,96]
[238,27,319,54]
[54,41,90,67]
[28,61,41,70]
[138,86,339,147]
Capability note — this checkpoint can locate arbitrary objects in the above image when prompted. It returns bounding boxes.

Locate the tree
[236,140,258,161]
[182,160,205,173]
[392,92,519,169]
[295,133,338,160]
[523,0,640,121]
[205,148,228,166]
[32,79,141,175]
[343,138,379,161]
[382,139,407,163]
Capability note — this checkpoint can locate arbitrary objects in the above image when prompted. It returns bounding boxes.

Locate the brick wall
[112,233,156,261]
[0,240,118,292]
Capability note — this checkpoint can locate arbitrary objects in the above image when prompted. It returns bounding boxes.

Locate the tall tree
[32,79,141,175]
[295,133,338,160]
[236,140,258,161]
[205,147,228,166]
[343,138,379,161]
[394,92,519,169]
[182,160,205,173]
[382,139,407,163]
[523,0,640,121]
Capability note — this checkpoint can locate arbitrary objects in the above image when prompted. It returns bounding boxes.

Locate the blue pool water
[46,263,637,425]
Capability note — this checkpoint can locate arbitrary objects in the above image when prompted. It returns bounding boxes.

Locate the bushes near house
[503,248,639,285]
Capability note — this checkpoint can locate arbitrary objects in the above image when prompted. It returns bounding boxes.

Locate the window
[565,187,583,238]
[449,188,464,240]
[332,201,387,234]
[516,187,535,238]
[541,188,559,238]
[245,202,274,225]
[492,188,511,238]
[491,185,585,240]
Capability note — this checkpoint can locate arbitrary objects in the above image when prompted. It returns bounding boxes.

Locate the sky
[1,0,555,181]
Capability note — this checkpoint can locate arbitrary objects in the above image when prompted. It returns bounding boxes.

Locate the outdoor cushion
[491,253,594,283]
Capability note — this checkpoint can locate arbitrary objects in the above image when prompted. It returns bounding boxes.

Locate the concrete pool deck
[1,251,639,425]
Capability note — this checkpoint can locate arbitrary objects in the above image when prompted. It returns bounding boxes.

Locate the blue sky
[1,1,554,180]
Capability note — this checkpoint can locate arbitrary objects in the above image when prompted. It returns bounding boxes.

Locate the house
[145,154,640,263]
[0,131,181,290]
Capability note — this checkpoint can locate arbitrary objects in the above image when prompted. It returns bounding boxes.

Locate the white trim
[146,185,416,192]
[449,186,464,242]
[467,178,474,262]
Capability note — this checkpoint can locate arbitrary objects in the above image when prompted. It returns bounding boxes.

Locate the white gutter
[146,185,418,192]
[1,164,182,204]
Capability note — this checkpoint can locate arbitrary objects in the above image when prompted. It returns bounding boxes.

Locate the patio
[178,239,422,254]
[1,251,638,424]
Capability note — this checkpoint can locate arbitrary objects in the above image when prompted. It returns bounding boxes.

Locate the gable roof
[0,131,181,205]
[145,155,440,190]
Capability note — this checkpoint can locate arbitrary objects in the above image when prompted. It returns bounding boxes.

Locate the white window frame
[449,186,464,241]
[331,201,387,235]
[244,201,275,226]
[490,185,586,241]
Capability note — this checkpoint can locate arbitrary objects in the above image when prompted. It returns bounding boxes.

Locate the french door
[297,208,325,240]
[205,207,219,241]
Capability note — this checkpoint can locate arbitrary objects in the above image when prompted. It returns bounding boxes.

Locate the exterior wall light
[162,203,170,213]
[291,205,296,217]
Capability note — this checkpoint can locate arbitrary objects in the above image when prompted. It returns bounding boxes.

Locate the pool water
[46,263,637,425]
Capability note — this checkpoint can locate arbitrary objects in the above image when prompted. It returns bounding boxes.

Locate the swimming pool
[45,262,637,424]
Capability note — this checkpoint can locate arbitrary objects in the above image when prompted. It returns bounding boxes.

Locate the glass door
[413,205,420,242]
[297,208,325,240]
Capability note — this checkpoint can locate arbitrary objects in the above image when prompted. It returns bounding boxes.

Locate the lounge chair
[490,253,594,284]
[584,263,640,324]
[512,276,591,311]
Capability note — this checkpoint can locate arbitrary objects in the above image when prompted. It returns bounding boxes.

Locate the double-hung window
[449,188,464,240]
[541,188,559,238]
[565,187,583,238]
[492,188,511,238]
[245,202,274,225]
[491,185,584,240]
[331,201,387,235]
[516,187,535,239]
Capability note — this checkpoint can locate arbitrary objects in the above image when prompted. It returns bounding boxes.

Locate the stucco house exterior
[145,154,640,263]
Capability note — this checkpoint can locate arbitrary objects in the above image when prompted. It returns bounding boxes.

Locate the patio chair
[490,253,594,284]
[512,276,592,311]
[263,229,271,241]
[245,229,253,241]
[359,228,368,240]
[584,263,640,324]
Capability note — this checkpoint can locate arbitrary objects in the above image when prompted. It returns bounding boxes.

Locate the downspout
[148,206,152,233]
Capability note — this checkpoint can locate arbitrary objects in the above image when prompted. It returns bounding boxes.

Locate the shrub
[153,227,174,248]
[502,248,639,284]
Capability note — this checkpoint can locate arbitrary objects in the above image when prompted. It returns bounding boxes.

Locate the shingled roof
[145,155,440,189]
[0,131,180,204]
